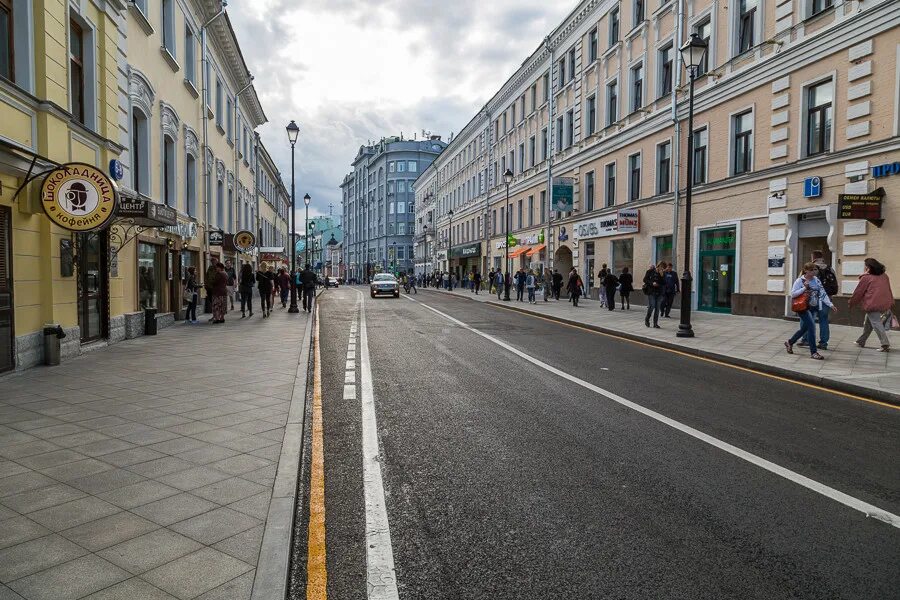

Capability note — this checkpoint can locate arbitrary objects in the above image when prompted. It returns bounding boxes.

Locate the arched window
[163,135,175,207]
[216,180,224,229]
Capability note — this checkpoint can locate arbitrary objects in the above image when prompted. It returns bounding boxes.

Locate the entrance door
[77,230,109,343]
[0,206,13,372]
[698,227,736,313]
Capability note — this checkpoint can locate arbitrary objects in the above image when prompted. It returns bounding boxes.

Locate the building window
[216,180,224,228]
[806,80,832,157]
[388,161,395,173]
[628,153,641,201]
[693,127,708,185]
[131,109,150,195]
[541,128,549,161]
[530,84,537,113]
[605,163,616,207]
[185,26,196,85]
[0,0,12,82]
[227,186,233,232]
[162,0,175,57]
[630,62,643,112]
[502,112,508,133]
[556,116,564,152]
[517,199,523,229]
[528,195,534,226]
[656,141,671,194]
[408,161,417,172]
[587,95,596,136]
[609,7,620,44]
[398,161,406,172]
[511,102,516,125]
[589,27,599,63]
[811,0,833,16]
[543,71,550,102]
[607,80,618,125]
[634,0,644,25]
[163,136,176,207]
[658,43,673,97]
[529,135,536,167]
[568,47,576,81]
[540,190,547,223]
[585,171,595,212]
[654,235,673,266]
[732,110,753,174]
[518,143,525,172]
[694,18,711,75]
[215,78,223,127]
[69,19,85,124]
[558,57,566,87]
[566,109,574,147]
[737,0,757,54]
[186,154,197,216]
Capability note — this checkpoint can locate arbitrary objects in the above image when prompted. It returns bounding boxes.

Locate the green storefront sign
[450,243,481,259]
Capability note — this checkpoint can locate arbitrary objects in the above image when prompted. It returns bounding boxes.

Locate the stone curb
[481,299,900,407]
[251,291,320,600]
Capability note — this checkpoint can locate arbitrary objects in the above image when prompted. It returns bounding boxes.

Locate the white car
[370,273,400,298]
[325,276,339,288]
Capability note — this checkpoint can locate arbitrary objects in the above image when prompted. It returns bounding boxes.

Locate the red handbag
[791,292,809,313]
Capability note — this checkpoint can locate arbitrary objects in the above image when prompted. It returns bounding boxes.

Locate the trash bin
[144,308,158,336]
[43,324,66,366]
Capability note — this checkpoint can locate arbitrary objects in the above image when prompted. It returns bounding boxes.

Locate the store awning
[527,243,546,257]
[509,246,530,258]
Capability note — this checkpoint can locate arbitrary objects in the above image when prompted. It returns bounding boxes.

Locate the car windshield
[373,274,396,282]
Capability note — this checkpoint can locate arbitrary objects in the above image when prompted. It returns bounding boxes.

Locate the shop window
[654,235,673,266]
[612,238,633,277]
[731,110,753,175]
[138,242,163,309]
[693,127,708,184]
[163,135,176,207]
[656,141,671,194]
[805,80,833,157]
[605,162,616,207]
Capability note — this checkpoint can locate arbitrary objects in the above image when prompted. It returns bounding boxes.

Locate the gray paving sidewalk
[427,287,899,402]
[0,306,310,599]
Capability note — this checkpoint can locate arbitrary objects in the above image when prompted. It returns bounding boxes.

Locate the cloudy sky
[229,0,577,221]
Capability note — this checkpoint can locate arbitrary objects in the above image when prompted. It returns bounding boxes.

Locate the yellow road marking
[307,307,327,599]
[477,300,898,411]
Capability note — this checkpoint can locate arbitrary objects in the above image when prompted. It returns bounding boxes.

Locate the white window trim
[8,0,35,93]
[628,58,644,114]
[655,137,673,195]
[727,104,755,177]
[655,37,675,99]
[605,76,619,126]
[798,72,837,160]
[730,0,763,59]
[650,232,675,266]
[689,8,716,76]
[691,120,711,185]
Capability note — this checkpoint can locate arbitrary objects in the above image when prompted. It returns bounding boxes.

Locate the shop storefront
[574,209,639,283]
[450,242,482,278]
[697,227,737,313]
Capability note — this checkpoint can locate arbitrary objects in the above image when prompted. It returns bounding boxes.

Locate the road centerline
[403,294,900,530]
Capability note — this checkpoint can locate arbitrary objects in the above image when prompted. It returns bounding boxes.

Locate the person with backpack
[802,251,838,350]
[642,262,665,328]
[662,262,680,318]
[526,270,537,303]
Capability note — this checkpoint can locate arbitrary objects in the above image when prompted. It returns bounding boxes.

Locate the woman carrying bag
[849,257,894,352]
[785,262,836,360]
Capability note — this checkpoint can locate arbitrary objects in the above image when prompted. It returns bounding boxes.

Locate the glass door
[77,231,109,343]
[0,206,13,372]
[698,228,736,313]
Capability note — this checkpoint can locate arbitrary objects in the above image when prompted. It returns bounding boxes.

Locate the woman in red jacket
[849,258,894,352]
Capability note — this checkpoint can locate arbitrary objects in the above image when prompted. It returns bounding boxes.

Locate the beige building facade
[415,0,900,322]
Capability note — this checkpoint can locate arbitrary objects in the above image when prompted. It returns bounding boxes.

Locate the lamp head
[286,120,300,145]
[680,33,708,71]
[503,169,514,185]
[303,193,311,206]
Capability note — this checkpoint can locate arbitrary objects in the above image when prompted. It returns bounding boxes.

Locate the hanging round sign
[40,163,118,232]
[234,230,256,253]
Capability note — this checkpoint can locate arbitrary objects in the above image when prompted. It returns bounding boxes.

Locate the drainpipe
[671,0,685,270]
[232,76,253,246]
[200,4,227,265]
[545,36,555,273]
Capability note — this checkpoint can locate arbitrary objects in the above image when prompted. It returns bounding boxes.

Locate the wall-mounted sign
[40,163,118,232]
[767,246,785,275]
[163,221,198,239]
[208,230,224,246]
[871,162,900,178]
[558,226,568,241]
[117,198,177,227]
[108,159,124,181]
[233,230,256,253]
[838,188,884,226]
[573,209,640,240]
[450,243,481,258]
[552,177,574,212]
[803,176,822,198]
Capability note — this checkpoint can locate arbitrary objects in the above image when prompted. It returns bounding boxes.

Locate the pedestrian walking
[183,266,200,324]
[849,257,894,352]
[211,262,228,324]
[488,269,495,293]
[602,268,619,311]
[643,262,665,328]
[473,271,482,295]
[256,263,274,318]
[496,270,504,300]
[785,262,836,360]
[662,263,679,318]
[224,260,237,311]
[567,272,583,307]
[552,269,563,300]
[801,250,838,350]
[204,259,217,316]
[597,264,608,308]
[526,270,537,303]
[239,263,254,317]
[619,266,633,309]
[276,268,291,308]
[515,269,526,302]
[301,264,317,312]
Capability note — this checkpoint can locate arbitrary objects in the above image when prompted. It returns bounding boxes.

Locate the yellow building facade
[0,0,285,372]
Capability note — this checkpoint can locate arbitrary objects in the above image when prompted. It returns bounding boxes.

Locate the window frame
[803,77,834,158]
[656,140,671,195]
[609,7,620,45]
[692,125,709,185]
[587,95,596,136]
[730,108,754,175]
[630,61,643,113]
[658,42,674,98]
[693,16,712,76]
[162,0,176,58]
[604,161,616,208]
[606,78,618,125]
[633,0,645,26]
[628,152,641,202]
[589,27,599,63]
[184,24,196,86]
[0,0,13,82]
[69,18,85,124]
[566,109,575,148]
[585,170,595,212]
[736,0,757,56]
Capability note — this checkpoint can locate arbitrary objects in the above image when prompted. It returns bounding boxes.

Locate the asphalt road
[299,286,900,600]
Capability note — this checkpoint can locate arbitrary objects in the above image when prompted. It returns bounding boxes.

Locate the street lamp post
[503,169,513,301]
[447,209,454,291]
[286,120,300,314]
[676,33,708,338]
[303,193,311,267]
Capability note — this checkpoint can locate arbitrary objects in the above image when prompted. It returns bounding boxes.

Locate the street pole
[286,121,300,314]
[503,169,513,301]
[447,209,453,291]
[677,34,707,338]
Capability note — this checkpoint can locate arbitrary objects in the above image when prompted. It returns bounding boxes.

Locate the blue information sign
[803,176,821,198]
[109,159,124,181]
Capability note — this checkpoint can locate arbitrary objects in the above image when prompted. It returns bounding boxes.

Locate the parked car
[325,276,339,288]
[370,273,400,298]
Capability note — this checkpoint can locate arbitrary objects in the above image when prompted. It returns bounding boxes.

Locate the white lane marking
[358,290,401,598]
[403,295,900,530]
[345,372,355,384]
[343,384,356,400]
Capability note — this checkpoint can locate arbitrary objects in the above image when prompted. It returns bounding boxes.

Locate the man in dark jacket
[662,262,680,318]
[643,263,665,328]
[515,269,526,301]
[552,270,563,300]
[300,264,317,312]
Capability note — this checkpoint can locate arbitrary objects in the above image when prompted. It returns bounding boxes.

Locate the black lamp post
[447,209,454,291]
[303,193,311,267]
[676,33,708,338]
[286,120,300,314]
[502,168,513,301]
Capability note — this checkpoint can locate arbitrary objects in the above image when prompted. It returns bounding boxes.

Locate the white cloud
[228,0,576,221]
